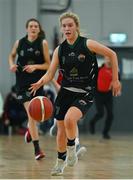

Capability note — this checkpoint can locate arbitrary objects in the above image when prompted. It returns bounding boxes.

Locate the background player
[9,18,51,160]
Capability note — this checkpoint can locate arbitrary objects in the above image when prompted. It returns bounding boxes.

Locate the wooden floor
[0,133,133,179]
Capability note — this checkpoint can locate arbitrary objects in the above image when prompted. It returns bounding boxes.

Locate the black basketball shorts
[16,86,44,104]
[54,87,94,121]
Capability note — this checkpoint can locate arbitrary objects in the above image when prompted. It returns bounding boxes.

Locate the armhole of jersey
[58,45,61,62]
[84,38,96,58]
[17,39,21,53]
[41,38,44,53]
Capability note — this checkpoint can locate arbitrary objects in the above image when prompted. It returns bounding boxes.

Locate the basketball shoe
[24,129,32,143]
[66,145,78,166]
[35,150,45,160]
[75,137,87,157]
[103,133,111,139]
[76,143,87,157]
[51,158,67,176]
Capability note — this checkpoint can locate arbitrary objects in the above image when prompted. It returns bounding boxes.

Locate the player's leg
[64,107,82,166]
[103,96,113,139]
[89,96,104,134]
[24,102,45,160]
[50,118,87,157]
[51,120,67,176]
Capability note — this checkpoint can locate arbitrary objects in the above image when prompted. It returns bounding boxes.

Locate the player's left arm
[87,39,121,96]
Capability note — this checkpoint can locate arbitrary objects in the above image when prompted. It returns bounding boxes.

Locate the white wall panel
[102,0,133,46]
[0,0,15,98]
[15,0,38,39]
[72,0,101,40]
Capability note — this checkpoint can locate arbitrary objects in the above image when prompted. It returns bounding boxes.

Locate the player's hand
[10,64,18,72]
[23,65,36,73]
[111,80,121,97]
[29,79,44,96]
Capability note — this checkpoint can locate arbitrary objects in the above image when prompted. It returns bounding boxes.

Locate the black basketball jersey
[58,36,98,92]
[16,36,46,89]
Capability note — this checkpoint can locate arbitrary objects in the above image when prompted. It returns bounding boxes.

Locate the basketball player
[30,12,121,175]
[9,18,51,160]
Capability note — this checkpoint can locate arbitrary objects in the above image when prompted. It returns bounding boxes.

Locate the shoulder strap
[39,37,44,53]
[17,37,26,53]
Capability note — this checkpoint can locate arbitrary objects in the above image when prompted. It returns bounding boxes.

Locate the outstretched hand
[29,79,44,96]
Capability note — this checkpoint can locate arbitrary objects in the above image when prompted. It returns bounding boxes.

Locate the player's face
[26,21,40,37]
[61,18,78,41]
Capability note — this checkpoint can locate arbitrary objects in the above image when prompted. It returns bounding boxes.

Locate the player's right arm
[9,40,19,72]
[30,46,59,95]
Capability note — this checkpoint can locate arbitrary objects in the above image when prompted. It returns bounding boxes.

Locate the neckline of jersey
[66,35,80,49]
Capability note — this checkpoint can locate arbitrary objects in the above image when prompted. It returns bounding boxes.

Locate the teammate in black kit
[30,12,121,175]
[9,18,51,160]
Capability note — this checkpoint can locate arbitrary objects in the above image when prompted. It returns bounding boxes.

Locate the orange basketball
[28,96,53,122]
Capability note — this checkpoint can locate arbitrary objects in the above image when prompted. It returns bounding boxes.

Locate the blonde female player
[9,18,50,160]
[30,12,121,175]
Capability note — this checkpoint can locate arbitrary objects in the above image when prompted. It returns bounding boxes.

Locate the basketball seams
[43,97,53,120]
[38,96,45,122]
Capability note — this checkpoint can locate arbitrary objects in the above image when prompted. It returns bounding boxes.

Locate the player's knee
[64,116,76,130]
